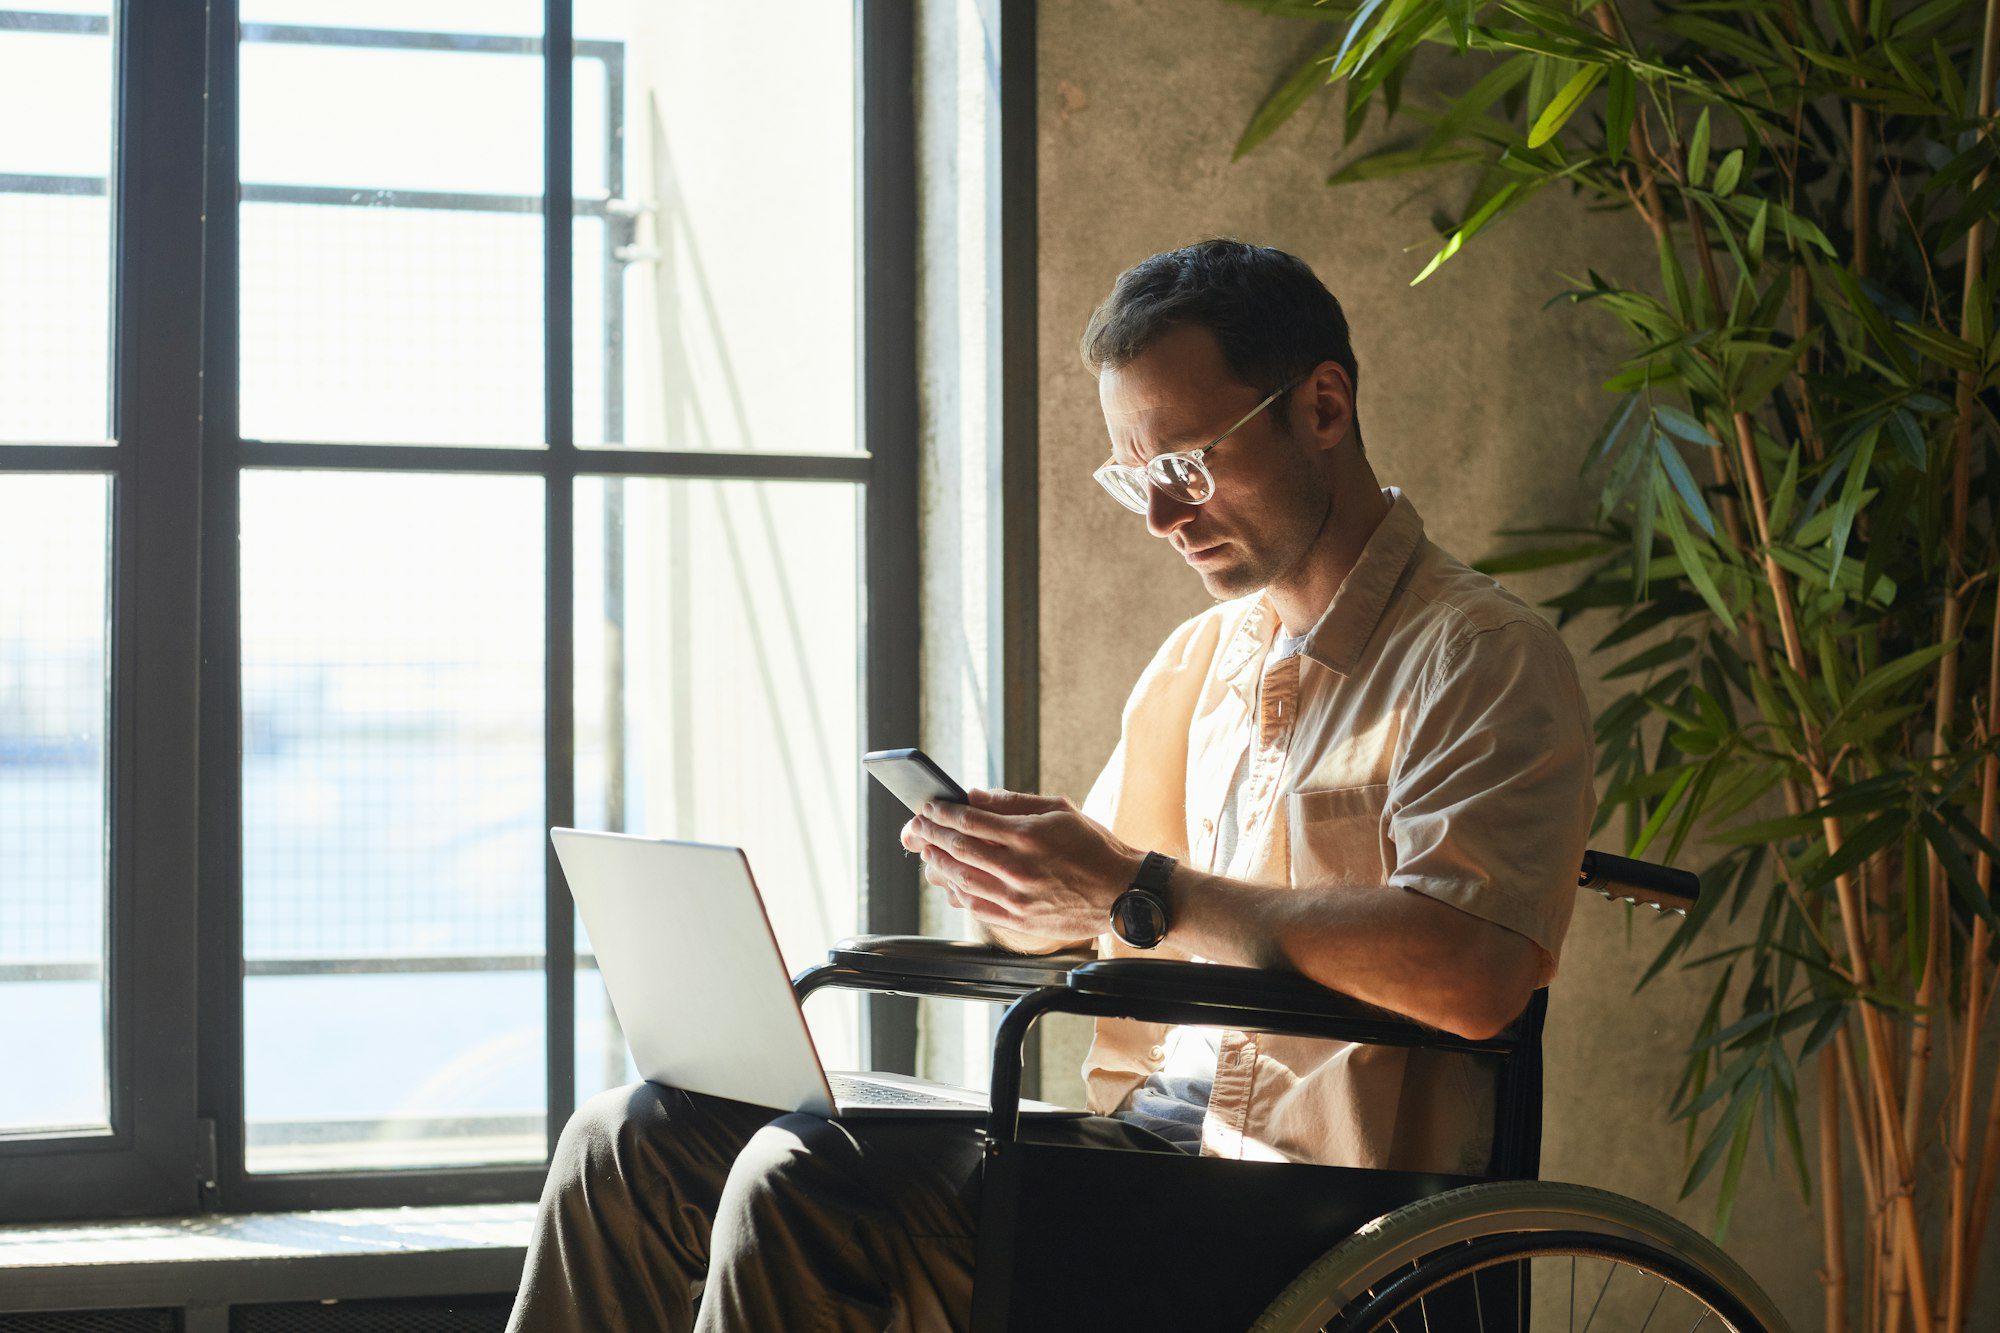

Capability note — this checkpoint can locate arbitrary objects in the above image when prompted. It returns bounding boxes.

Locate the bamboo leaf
[1630,762,1698,859]
[1422,52,1533,152]
[1234,39,1340,160]
[1442,0,1475,48]
[1655,404,1721,448]
[1772,1059,1812,1198]
[1746,198,1768,268]
[1712,147,1743,197]
[1326,142,1487,184]
[1659,234,1694,324]
[1840,639,1956,714]
[1527,64,1604,148]
[1473,540,1612,575]
[1656,432,1719,537]
[1605,64,1633,166]
[1803,809,1904,892]
[1652,473,1735,628]
[1827,421,1879,586]
[1682,1085,1756,1199]
[1918,810,2000,930]
[1605,635,1697,680]
[1769,443,1801,535]
[1329,0,1393,76]
[1687,108,1712,188]
[1410,181,1523,285]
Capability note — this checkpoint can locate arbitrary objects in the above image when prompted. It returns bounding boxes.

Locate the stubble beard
[1203,472,1336,603]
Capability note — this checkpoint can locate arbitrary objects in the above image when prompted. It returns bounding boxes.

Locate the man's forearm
[1164,866,1540,1040]
[974,918,1096,957]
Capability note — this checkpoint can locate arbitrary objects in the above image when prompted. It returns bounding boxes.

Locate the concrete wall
[1029,0,1819,1320]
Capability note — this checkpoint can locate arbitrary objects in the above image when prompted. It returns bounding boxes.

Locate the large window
[0,0,917,1219]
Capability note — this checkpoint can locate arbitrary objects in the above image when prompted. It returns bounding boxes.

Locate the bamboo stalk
[1849,0,1870,277]
[1718,400,1936,1325]
[1931,0,2000,1320]
[1952,588,2000,1325]
[1679,155,1946,1328]
[1824,1045,1850,1333]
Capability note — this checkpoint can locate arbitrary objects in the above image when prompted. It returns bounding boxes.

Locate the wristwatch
[1110,851,1177,949]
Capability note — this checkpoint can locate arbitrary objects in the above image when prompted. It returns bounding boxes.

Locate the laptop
[551,828,1085,1119]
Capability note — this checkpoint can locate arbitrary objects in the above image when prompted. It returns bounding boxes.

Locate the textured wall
[1031,0,1820,1320]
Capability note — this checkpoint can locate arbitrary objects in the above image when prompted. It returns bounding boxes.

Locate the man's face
[1097,323,1333,601]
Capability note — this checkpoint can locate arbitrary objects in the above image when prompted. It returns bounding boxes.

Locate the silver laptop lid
[551,828,836,1117]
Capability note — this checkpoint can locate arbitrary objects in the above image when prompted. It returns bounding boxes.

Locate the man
[507,239,1596,1331]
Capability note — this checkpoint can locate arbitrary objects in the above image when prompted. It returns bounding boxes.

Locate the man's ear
[1307,362,1355,452]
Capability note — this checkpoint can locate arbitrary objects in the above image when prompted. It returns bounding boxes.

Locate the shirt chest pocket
[1287,782,1391,887]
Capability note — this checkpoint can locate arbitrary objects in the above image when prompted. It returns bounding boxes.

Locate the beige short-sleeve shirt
[1078,486,1597,1172]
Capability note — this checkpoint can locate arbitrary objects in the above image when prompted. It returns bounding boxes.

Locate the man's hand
[898,788,1144,943]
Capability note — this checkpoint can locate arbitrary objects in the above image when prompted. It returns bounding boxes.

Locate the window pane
[239,204,544,446]
[573,476,862,1090]
[574,4,858,452]
[237,11,544,445]
[0,12,115,444]
[240,471,546,1172]
[0,474,111,1135]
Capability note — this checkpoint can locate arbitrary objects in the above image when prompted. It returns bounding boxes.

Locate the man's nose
[1144,485,1197,540]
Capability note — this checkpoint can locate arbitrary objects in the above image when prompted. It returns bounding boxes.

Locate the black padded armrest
[828,935,1095,989]
[1066,958,1519,1054]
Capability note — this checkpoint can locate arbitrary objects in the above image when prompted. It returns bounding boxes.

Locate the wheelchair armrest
[818,935,1095,999]
[1066,958,1518,1054]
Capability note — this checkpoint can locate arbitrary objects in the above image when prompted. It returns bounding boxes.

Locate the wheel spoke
[1569,1254,1576,1333]
[1688,1311,1712,1332]
[1418,1292,1432,1333]
[1636,1279,1666,1333]
[1471,1261,1485,1332]
[1580,1258,1615,1331]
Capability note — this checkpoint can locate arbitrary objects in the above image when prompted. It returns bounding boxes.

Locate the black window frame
[0,0,919,1222]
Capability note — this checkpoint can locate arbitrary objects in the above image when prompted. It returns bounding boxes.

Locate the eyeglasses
[1092,373,1307,514]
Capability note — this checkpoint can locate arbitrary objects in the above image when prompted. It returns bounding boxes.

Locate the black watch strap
[1131,850,1177,897]
[1111,851,1178,949]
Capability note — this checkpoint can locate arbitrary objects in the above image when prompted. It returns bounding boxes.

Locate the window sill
[0,1203,533,1313]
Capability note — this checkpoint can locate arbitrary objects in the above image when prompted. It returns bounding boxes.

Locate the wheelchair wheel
[1250,1180,1790,1333]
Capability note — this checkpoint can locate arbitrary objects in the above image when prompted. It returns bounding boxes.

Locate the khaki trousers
[506,1082,1177,1333]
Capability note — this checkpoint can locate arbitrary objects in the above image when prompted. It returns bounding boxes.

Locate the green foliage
[1229,0,2000,1244]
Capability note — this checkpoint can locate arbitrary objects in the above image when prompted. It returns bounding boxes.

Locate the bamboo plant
[1226,0,1999,1327]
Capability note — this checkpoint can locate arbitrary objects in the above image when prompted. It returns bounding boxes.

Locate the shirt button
[1149,1044,1166,1061]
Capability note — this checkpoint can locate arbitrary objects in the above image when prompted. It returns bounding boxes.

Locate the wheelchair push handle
[1577,849,1699,915]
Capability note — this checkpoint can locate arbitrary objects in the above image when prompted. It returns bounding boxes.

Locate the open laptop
[552,827,1085,1119]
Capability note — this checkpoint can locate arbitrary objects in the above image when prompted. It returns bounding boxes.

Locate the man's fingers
[922,827,1020,886]
[921,846,1022,916]
[922,799,1030,848]
[966,787,1069,816]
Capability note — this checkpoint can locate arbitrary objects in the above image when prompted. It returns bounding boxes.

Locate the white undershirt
[1111,621,1314,1151]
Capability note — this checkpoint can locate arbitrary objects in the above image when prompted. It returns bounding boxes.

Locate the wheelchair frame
[794,944,1545,1328]
[789,849,1692,1331]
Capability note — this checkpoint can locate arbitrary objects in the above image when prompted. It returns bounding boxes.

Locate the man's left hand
[900,788,1145,941]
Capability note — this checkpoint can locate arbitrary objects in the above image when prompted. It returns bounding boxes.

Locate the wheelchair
[792,850,1791,1332]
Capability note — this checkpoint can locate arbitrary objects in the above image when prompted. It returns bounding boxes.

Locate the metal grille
[231,1296,511,1333]
[0,1312,177,1333]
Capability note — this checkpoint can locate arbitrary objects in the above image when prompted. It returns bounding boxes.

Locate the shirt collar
[1219,486,1427,689]
[1302,485,1426,675]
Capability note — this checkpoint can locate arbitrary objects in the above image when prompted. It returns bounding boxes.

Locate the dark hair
[1080,239,1360,442]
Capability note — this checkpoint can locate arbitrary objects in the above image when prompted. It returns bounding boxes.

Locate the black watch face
[1113,890,1167,948]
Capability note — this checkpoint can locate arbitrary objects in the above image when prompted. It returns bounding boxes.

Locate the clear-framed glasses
[1092,372,1308,514]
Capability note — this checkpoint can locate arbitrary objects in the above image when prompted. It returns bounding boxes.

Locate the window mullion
[544,0,578,1155]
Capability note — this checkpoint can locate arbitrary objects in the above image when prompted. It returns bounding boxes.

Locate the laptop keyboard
[829,1073,983,1109]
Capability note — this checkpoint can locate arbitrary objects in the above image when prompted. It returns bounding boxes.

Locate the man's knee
[547,1081,676,1195]
[717,1114,862,1225]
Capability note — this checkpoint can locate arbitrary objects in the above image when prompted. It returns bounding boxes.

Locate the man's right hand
[901,787,1099,956]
